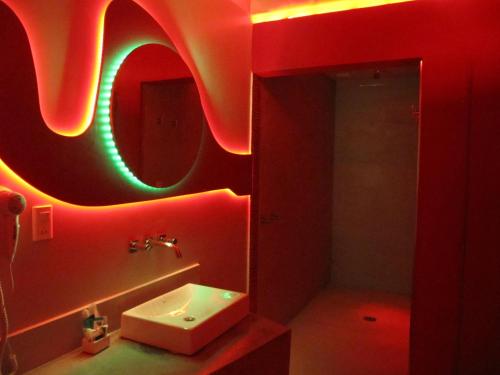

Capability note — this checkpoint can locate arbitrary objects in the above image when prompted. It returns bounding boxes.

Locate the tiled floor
[289,287,411,375]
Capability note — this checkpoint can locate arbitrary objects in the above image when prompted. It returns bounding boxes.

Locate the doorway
[252,61,420,375]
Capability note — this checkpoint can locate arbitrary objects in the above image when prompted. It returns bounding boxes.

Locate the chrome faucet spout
[146,236,182,258]
[171,244,182,258]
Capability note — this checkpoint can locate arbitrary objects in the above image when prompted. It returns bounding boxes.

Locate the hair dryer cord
[0,281,18,375]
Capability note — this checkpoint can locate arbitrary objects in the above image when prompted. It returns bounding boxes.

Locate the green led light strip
[95,43,167,191]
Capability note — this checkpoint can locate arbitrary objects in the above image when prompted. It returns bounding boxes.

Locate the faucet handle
[129,239,152,253]
[128,240,139,253]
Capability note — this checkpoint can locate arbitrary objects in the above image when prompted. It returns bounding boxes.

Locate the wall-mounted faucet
[129,235,181,257]
[146,234,182,258]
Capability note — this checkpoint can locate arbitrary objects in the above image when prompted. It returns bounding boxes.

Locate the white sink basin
[120,283,249,355]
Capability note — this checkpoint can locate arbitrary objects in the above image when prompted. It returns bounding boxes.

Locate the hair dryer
[0,189,26,265]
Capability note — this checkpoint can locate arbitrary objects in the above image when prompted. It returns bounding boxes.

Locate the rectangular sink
[121,283,249,355]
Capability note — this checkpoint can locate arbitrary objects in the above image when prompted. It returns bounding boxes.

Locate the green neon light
[95,43,168,191]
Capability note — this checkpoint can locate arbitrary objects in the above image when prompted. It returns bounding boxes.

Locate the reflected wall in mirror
[112,44,204,188]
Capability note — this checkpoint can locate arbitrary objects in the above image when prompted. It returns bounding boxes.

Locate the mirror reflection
[111,44,204,188]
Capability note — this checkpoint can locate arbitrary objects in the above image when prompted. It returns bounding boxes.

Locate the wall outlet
[32,205,53,241]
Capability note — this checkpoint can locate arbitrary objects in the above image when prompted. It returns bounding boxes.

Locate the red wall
[458,37,500,375]
[253,1,500,374]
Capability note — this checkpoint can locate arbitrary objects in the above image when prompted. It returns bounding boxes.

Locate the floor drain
[184,316,196,322]
[363,316,377,322]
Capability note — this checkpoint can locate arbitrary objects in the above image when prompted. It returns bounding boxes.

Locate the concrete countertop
[26,314,290,375]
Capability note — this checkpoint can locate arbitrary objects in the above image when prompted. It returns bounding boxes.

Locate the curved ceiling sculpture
[0,0,252,205]
[1,0,251,154]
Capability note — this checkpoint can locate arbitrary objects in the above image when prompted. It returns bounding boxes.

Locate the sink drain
[184,316,196,322]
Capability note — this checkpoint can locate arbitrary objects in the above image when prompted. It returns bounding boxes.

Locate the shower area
[252,61,420,375]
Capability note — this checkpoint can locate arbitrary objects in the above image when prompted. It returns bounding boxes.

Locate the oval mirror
[111,43,204,188]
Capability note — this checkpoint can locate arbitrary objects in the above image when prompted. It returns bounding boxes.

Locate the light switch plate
[32,205,53,241]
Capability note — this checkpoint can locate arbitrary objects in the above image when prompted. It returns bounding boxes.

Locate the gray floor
[289,287,411,375]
